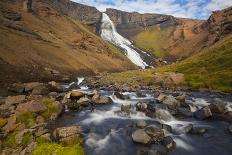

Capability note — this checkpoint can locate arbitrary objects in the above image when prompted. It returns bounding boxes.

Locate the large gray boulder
[162,96,179,109]
[132,129,151,144]
[194,106,212,120]
[5,95,26,106]
[53,126,82,139]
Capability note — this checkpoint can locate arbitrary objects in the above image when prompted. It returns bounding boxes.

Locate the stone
[136,103,148,112]
[228,125,232,133]
[175,95,185,103]
[20,141,38,155]
[114,92,128,100]
[136,92,146,98]
[194,106,212,120]
[177,107,192,117]
[161,124,172,133]
[0,140,2,152]
[162,136,176,150]
[5,95,26,105]
[145,126,165,143]
[136,148,165,155]
[208,103,226,114]
[175,124,193,134]
[3,114,17,133]
[165,73,185,86]
[0,118,7,127]
[155,109,173,122]
[54,126,82,139]
[92,95,112,104]
[16,101,47,113]
[121,104,132,112]
[190,127,208,135]
[77,97,90,107]
[24,82,43,92]
[48,81,63,92]
[132,129,151,144]
[69,91,85,99]
[35,127,49,137]
[137,120,147,128]
[48,92,59,98]
[36,116,45,124]
[157,93,166,102]
[59,134,82,145]
[162,96,179,109]
[23,0,33,12]
[8,83,25,93]
[31,85,49,95]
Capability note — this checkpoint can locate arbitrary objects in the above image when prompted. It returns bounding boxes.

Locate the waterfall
[100,13,149,69]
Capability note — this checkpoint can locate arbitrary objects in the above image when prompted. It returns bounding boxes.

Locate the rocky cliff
[105,8,177,39]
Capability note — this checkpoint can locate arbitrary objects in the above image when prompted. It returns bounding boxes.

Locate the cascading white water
[100,13,148,69]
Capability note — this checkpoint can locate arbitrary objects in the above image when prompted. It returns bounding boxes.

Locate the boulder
[8,83,25,93]
[161,124,172,133]
[229,125,232,133]
[145,126,165,143]
[16,100,47,113]
[190,127,208,135]
[48,81,63,92]
[121,103,132,112]
[162,96,179,109]
[208,103,226,114]
[31,85,49,95]
[24,82,43,92]
[54,126,82,139]
[175,95,185,103]
[132,129,151,144]
[175,124,193,134]
[156,93,166,102]
[136,92,146,98]
[92,95,112,104]
[2,114,17,133]
[194,106,212,120]
[68,91,85,99]
[5,95,26,105]
[136,147,166,155]
[155,109,173,122]
[162,136,176,150]
[114,92,128,100]
[0,118,7,127]
[136,103,148,112]
[77,97,90,107]
[164,73,185,86]
[136,120,147,128]
[177,107,192,117]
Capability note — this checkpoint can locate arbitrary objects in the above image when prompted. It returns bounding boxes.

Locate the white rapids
[100,13,148,69]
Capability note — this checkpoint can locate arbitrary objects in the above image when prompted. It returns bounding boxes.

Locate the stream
[54,80,232,155]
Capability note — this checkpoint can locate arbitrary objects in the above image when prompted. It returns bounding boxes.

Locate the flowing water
[54,82,232,155]
[100,13,153,69]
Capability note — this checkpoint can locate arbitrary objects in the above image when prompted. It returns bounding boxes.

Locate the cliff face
[50,0,102,32]
[204,6,232,44]
[105,8,177,39]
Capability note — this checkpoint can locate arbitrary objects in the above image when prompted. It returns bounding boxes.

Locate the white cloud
[71,0,232,19]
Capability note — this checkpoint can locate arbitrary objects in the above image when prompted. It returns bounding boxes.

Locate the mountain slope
[95,34,232,92]
[0,0,136,86]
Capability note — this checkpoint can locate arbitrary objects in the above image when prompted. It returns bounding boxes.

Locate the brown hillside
[0,0,135,87]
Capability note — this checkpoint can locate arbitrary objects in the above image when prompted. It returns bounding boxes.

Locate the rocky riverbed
[0,78,232,155]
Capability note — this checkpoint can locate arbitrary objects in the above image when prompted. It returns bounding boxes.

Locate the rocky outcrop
[50,0,102,31]
[105,8,177,39]
[204,6,232,44]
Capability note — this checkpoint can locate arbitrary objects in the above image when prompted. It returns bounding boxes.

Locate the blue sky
[72,0,232,19]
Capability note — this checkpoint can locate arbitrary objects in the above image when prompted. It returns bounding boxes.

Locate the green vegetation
[36,136,52,144]
[18,112,36,128]
[3,132,17,148]
[42,98,58,119]
[3,132,33,149]
[157,36,232,91]
[21,132,33,147]
[32,143,85,155]
[59,135,84,146]
[133,26,174,58]
[99,36,232,92]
